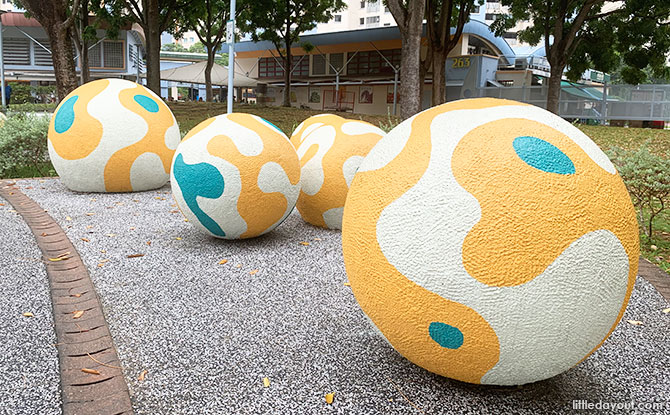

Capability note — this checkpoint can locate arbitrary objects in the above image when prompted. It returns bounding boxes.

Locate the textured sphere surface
[48,78,180,192]
[291,115,384,229]
[171,113,300,239]
[342,98,640,385]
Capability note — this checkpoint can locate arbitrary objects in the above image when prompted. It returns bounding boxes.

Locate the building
[235,21,516,115]
[0,12,144,91]
[317,0,396,32]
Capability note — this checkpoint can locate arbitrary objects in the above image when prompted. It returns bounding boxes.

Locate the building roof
[160,51,223,62]
[0,11,42,27]
[235,20,514,58]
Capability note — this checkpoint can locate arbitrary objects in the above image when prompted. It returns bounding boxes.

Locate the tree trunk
[282,45,292,107]
[205,47,215,102]
[546,61,565,114]
[399,28,423,119]
[144,0,162,96]
[46,24,79,100]
[431,48,447,106]
[80,1,90,84]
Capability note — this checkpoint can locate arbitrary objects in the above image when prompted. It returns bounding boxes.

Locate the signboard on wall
[360,86,373,104]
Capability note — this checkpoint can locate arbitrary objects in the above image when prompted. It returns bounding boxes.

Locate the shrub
[607,144,670,239]
[0,113,51,177]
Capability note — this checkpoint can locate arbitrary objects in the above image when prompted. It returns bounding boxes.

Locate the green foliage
[8,83,33,104]
[0,113,51,178]
[608,144,670,240]
[378,108,400,133]
[189,42,206,53]
[491,0,670,85]
[239,0,345,55]
[162,43,189,52]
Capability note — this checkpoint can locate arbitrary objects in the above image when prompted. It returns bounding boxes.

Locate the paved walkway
[1,178,670,414]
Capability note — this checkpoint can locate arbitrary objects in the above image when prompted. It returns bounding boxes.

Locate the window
[367,0,379,12]
[312,54,326,75]
[360,1,365,8]
[503,32,517,39]
[329,53,344,75]
[347,49,401,75]
[472,6,480,13]
[3,38,30,65]
[291,56,309,77]
[334,14,341,22]
[89,43,102,67]
[103,41,124,68]
[258,57,284,78]
[485,13,497,20]
[33,40,53,66]
[366,16,380,27]
[360,17,364,25]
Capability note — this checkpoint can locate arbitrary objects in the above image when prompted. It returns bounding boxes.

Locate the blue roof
[235,21,515,58]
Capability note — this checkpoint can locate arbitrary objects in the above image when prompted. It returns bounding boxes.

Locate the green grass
[4,102,670,272]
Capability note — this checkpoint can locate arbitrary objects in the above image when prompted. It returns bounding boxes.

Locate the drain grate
[0,181,133,415]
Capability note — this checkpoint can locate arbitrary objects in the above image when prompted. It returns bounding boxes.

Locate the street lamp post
[0,10,7,108]
[226,0,236,114]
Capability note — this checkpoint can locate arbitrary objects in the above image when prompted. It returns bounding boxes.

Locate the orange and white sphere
[342,98,639,385]
[171,113,300,239]
[292,115,384,229]
[48,79,180,192]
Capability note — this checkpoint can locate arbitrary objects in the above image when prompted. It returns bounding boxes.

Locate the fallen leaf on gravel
[81,368,100,375]
[314,238,321,241]
[81,238,90,242]
[235,264,242,268]
[325,393,335,404]
[85,212,95,216]
[106,233,116,237]
[170,210,179,213]
[299,241,310,246]
[99,259,109,264]
[48,252,71,262]
[155,196,165,200]
[250,269,259,275]
[9,209,16,213]
[218,259,228,265]
[8,192,14,195]
[22,312,34,318]
[66,216,72,221]
[146,241,152,246]
[0,203,4,206]
[175,237,182,240]
[129,227,135,230]
[100,250,106,253]
[127,254,144,258]
[97,262,106,268]
[343,282,351,286]
[184,219,189,222]
[263,377,270,387]
[627,320,644,326]
[41,232,48,236]
[86,225,94,229]
[662,308,670,314]
[138,370,148,381]
[90,198,97,202]
[73,310,84,319]
[72,293,82,298]
[171,203,177,207]
[132,199,139,202]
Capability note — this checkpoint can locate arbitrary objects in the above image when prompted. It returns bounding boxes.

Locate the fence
[476,83,670,123]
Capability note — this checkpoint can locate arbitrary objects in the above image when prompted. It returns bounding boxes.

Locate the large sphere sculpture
[292,115,384,229]
[48,78,180,192]
[342,98,639,385]
[171,113,300,239]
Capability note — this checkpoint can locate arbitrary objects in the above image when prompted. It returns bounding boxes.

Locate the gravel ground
[0,186,61,415]
[7,177,670,414]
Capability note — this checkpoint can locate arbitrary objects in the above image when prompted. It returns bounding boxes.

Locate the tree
[94,0,190,95]
[73,0,98,84]
[491,0,670,114]
[161,42,189,51]
[386,0,426,119]
[240,0,345,107]
[179,0,244,102]
[423,0,477,106]
[18,0,81,100]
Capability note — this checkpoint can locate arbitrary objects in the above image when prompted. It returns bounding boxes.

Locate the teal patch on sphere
[54,95,78,133]
[429,322,464,349]
[173,153,226,237]
[513,136,575,175]
[134,94,160,113]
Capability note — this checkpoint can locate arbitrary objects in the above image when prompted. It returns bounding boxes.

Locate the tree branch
[63,0,81,30]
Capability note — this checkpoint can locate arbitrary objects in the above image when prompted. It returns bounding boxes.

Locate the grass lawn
[4,102,670,272]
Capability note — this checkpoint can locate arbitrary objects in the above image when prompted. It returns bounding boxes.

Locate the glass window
[312,54,326,75]
[89,43,102,67]
[33,40,52,66]
[329,53,344,74]
[334,14,341,22]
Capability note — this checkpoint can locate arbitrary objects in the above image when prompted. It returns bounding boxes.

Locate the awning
[561,80,619,101]
[158,61,257,87]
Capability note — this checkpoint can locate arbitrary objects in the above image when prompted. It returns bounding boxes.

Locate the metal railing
[476,83,670,122]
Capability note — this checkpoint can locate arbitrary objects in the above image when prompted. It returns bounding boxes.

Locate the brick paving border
[0,181,133,415]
